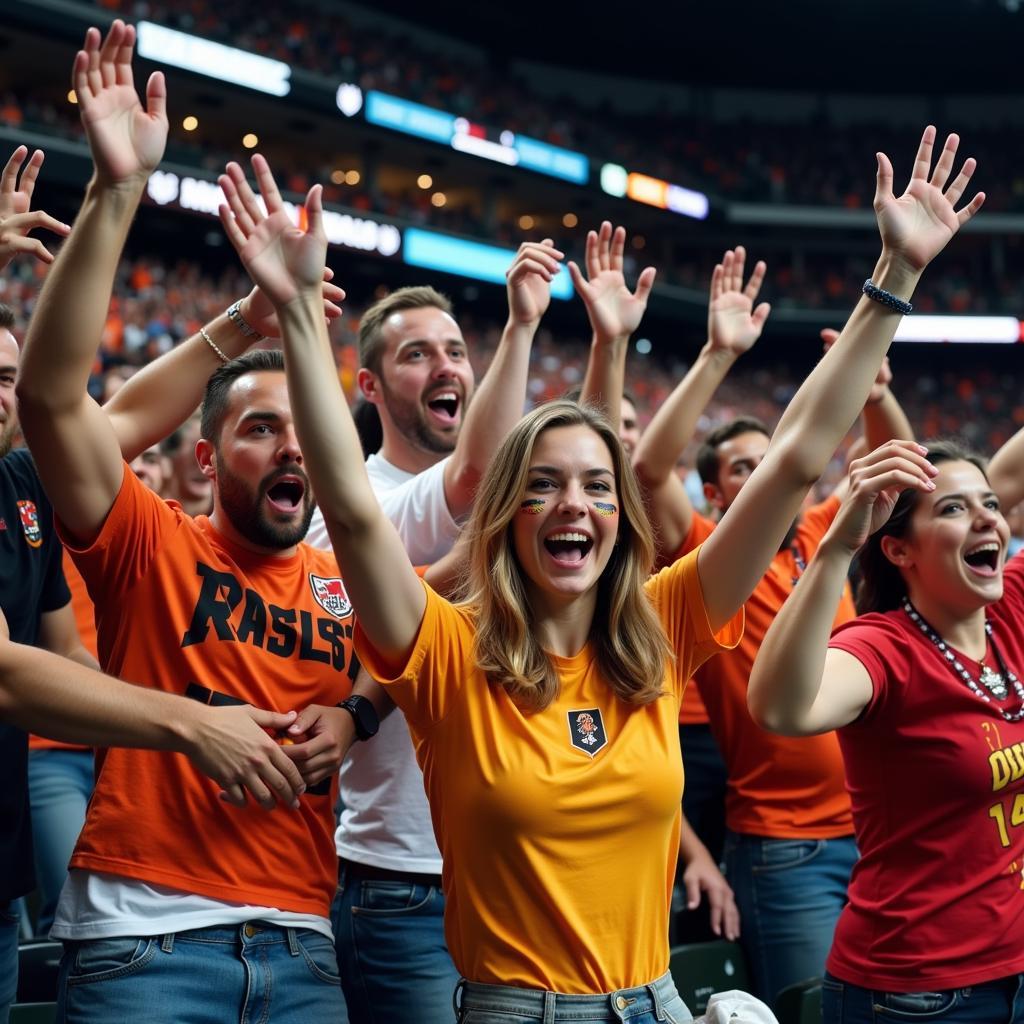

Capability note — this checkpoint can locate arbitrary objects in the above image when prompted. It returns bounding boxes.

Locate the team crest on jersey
[16,500,42,548]
[567,707,607,757]
[309,573,353,619]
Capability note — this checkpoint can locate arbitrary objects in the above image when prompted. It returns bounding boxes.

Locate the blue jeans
[56,923,346,1023]
[332,862,458,1023]
[723,831,857,1009]
[28,749,95,935]
[823,970,1024,1022]
[0,905,19,1024]
[454,971,692,1023]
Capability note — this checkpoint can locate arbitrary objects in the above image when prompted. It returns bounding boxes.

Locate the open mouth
[426,390,460,424]
[543,531,594,565]
[964,542,1000,576]
[265,476,305,514]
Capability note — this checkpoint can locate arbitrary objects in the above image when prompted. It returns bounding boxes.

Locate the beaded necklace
[902,597,1024,723]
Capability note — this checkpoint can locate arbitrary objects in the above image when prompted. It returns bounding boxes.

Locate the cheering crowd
[3,19,1024,1024]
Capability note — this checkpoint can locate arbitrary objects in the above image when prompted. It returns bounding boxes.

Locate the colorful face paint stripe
[520,499,546,514]
[593,502,617,517]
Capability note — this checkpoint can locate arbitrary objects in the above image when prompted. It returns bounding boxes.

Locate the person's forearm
[862,386,915,453]
[580,331,628,430]
[768,256,920,486]
[747,536,853,735]
[633,342,737,486]
[351,668,395,722]
[988,425,1024,512]
[678,811,712,866]
[446,318,536,515]
[0,637,195,750]
[18,179,143,413]
[105,308,253,461]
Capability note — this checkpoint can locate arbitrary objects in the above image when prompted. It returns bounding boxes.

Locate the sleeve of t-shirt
[645,545,745,698]
[828,613,910,721]
[374,457,460,566]
[354,579,475,732]
[57,463,179,607]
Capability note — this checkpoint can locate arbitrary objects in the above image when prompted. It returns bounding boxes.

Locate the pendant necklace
[902,597,1024,722]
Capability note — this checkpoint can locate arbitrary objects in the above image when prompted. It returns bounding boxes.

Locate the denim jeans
[454,970,692,1023]
[28,749,95,935]
[56,923,346,1023]
[822,970,1024,1022]
[723,831,857,1008]
[332,863,458,1023]
[0,905,19,1024]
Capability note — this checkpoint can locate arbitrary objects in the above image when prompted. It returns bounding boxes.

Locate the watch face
[347,696,379,739]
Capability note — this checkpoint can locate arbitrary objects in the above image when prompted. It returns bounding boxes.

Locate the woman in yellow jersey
[216,128,982,1022]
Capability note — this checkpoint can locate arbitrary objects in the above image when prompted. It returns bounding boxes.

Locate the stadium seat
[668,941,750,1016]
[9,1004,57,1024]
[15,941,62,1004]
[774,977,823,1024]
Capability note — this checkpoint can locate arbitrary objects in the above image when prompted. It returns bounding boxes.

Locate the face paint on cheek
[593,501,618,517]
[520,499,546,515]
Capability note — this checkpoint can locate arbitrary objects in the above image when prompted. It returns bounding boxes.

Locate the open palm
[74,21,167,185]
[707,247,770,356]
[875,126,984,272]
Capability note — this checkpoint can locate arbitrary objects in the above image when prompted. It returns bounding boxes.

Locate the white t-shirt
[307,452,461,873]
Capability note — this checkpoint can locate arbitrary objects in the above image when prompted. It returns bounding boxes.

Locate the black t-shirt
[1,447,70,900]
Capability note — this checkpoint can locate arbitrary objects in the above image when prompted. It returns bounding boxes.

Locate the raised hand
[218,155,327,309]
[821,327,892,404]
[505,239,563,326]
[707,246,770,357]
[74,20,167,187]
[874,126,985,273]
[831,440,936,553]
[568,221,656,343]
[239,267,346,338]
[0,146,70,270]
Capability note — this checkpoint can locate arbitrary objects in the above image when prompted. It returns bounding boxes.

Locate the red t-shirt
[828,553,1024,990]
[683,497,856,837]
[61,467,357,915]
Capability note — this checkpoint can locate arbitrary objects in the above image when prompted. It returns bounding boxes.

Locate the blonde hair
[458,400,672,712]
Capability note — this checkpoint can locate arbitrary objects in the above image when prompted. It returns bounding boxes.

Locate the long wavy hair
[856,439,990,614]
[457,400,672,712]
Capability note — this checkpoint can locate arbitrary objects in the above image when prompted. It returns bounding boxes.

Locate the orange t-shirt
[685,497,856,838]
[30,552,98,752]
[60,467,357,915]
[356,548,744,993]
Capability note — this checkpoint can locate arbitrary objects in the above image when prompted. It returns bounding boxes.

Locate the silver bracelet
[200,325,230,364]
[227,299,264,340]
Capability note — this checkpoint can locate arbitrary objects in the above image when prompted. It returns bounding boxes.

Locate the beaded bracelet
[199,326,230,364]
[862,279,913,315]
[227,299,264,340]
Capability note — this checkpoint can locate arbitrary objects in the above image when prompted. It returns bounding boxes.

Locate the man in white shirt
[307,244,562,1022]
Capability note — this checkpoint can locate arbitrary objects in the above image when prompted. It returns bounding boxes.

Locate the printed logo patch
[16,500,41,548]
[567,707,608,757]
[309,573,353,619]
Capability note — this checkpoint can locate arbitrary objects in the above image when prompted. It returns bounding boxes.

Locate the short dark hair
[200,349,284,444]
[696,416,771,485]
[856,438,988,614]
[358,286,453,376]
[0,303,15,331]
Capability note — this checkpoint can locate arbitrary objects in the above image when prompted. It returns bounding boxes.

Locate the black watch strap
[337,694,380,741]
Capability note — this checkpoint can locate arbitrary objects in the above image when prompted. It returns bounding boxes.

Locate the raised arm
[698,126,984,629]
[0,146,70,271]
[16,21,167,544]
[218,156,424,663]
[440,238,562,517]
[747,441,934,735]
[572,221,656,429]
[632,247,769,557]
[987,425,1024,512]
[106,272,345,462]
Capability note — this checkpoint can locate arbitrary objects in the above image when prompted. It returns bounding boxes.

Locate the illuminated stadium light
[363,92,588,183]
[136,21,291,97]
[146,170,180,206]
[242,133,259,149]
[182,116,198,132]
[67,90,77,105]
[403,228,573,299]
[336,84,364,118]
[345,170,361,185]
[600,163,628,198]
[330,170,345,185]
[417,174,433,190]
[431,192,447,207]
[518,215,535,230]
[893,316,1021,344]
[666,184,710,220]
[563,213,578,228]
[635,338,653,355]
